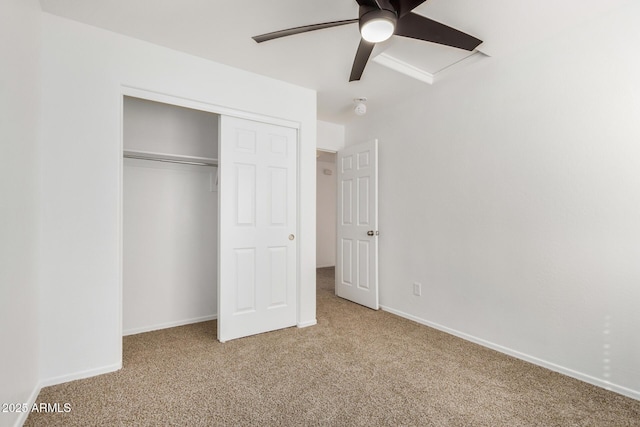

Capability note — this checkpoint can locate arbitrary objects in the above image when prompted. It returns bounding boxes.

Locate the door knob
[367,230,374,236]
[289,234,295,240]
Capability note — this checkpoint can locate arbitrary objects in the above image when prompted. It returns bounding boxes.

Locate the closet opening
[122,96,220,337]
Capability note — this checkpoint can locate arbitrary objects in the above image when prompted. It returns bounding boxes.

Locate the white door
[336,140,379,310]
[218,116,297,342]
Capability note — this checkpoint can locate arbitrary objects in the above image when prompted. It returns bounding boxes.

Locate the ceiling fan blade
[349,39,376,82]
[394,0,428,17]
[395,12,482,51]
[355,0,379,6]
[252,19,358,43]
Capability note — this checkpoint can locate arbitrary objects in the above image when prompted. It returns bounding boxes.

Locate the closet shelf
[123,149,218,166]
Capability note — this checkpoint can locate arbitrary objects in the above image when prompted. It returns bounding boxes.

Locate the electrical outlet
[413,282,422,296]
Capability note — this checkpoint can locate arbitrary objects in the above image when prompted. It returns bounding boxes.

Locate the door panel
[358,240,370,289]
[336,140,379,309]
[218,116,297,342]
[268,247,288,307]
[269,167,288,225]
[358,177,370,225]
[235,249,256,313]
[342,179,353,224]
[236,164,256,225]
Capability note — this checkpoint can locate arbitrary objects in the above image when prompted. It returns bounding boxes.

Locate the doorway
[120,89,303,345]
[122,96,219,335]
[316,150,337,269]
[122,96,219,336]
[316,141,380,309]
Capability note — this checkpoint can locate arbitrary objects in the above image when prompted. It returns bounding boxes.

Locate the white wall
[38,13,317,385]
[317,120,345,152]
[346,2,640,399]
[0,1,41,426]
[123,96,219,159]
[316,159,336,268]
[123,99,218,335]
[123,160,217,335]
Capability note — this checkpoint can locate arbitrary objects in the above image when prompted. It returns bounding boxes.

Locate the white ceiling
[39,0,627,124]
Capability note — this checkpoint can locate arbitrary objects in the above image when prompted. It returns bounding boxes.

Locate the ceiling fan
[252,0,482,82]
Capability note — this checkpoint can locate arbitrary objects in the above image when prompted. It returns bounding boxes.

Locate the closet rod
[123,154,217,167]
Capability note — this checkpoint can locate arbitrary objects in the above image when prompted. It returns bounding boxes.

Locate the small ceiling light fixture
[354,97,367,116]
[359,8,397,43]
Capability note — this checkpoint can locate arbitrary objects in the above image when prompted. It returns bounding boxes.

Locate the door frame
[315,140,380,307]
[118,86,304,345]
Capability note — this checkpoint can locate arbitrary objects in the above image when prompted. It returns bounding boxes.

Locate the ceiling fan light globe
[361,19,395,43]
[359,9,397,43]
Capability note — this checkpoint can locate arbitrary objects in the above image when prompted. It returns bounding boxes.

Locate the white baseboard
[122,314,217,336]
[379,304,640,401]
[12,382,42,427]
[39,363,122,389]
[297,319,317,328]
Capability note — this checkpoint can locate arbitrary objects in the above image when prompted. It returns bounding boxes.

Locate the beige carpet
[26,268,640,426]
